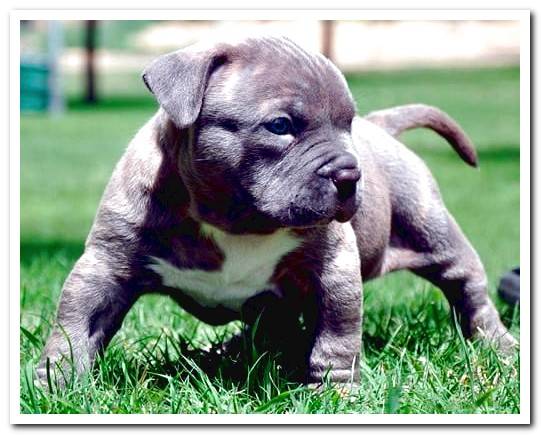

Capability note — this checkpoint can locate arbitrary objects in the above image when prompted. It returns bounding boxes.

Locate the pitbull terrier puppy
[37,36,516,387]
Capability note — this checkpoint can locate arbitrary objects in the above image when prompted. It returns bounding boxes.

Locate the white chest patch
[148,224,301,311]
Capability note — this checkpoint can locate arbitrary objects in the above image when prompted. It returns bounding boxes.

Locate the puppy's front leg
[305,224,363,385]
[37,247,139,386]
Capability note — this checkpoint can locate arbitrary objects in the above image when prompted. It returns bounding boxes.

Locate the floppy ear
[142,45,226,129]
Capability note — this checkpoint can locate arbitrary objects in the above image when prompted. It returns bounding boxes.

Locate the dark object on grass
[498,268,520,305]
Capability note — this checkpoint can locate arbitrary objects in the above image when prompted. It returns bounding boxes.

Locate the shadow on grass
[346,65,519,88]
[20,239,84,267]
[477,146,520,163]
[403,144,519,164]
[100,331,307,395]
[67,95,157,112]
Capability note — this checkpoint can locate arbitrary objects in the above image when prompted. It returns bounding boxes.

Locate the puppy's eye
[264,117,293,135]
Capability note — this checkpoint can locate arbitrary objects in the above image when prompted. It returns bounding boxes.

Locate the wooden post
[321,20,334,62]
[84,20,97,103]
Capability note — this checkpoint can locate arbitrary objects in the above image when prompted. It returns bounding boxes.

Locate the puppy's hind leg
[384,207,517,353]
[420,216,516,351]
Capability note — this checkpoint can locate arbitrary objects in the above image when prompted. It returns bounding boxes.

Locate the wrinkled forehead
[205,37,356,122]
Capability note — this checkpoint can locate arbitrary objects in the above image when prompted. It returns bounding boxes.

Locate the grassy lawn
[20,66,520,414]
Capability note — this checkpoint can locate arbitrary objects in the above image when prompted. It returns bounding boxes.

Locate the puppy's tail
[364,104,478,167]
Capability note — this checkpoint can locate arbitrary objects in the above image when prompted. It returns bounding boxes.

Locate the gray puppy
[37,36,516,386]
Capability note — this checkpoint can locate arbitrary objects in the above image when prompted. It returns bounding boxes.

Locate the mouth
[265,173,363,228]
[279,195,360,228]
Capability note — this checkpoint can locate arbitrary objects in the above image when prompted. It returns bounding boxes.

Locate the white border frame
[10,9,530,425]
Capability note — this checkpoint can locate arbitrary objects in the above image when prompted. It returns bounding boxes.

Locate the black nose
[317,153,361,200]
[332,168,361,200]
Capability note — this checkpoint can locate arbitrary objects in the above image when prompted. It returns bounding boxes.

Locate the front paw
[35,352,82,391]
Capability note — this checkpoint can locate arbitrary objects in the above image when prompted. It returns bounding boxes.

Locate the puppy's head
[143,36,361,234]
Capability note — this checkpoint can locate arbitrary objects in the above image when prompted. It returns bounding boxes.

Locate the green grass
[20,66,520,414]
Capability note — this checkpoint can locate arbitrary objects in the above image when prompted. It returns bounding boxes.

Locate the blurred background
[20,21,521,407]
[20,20,520,113]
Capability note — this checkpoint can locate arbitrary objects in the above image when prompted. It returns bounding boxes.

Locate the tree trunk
[84,20,97,104]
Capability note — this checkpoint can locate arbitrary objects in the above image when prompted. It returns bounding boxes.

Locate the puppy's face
[144,37,361,234]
